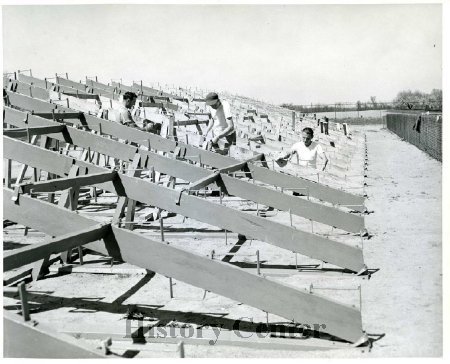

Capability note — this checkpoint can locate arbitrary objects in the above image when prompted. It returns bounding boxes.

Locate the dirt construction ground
[3,124,442,357]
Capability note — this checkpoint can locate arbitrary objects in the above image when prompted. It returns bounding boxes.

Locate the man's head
[302,127,314,147]
[123,91,138,109]
[205,92,221,109]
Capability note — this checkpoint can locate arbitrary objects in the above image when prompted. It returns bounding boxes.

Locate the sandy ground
[3,124,442,357]
[360,124,442,356]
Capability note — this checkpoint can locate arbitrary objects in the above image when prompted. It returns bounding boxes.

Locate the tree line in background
[281,89,442,113]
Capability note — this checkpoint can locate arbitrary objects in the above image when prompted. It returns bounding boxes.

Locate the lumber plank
[175,119,209,126]
[248,164,365,209]
[221,174,365,233]
[3,125,65,138]
[188,171,220,191]
[20,171,117,193]
[118,174,365,271]
[17,73,48,88]
[55,76,87,91]
[4,136,74,178]
[7,79,50,100]
[3,223,110,271]
[3,311,104,358]
[68,331,348,351]
[86,79,116,92]
[219,161,248,174]
[6,91,56,113]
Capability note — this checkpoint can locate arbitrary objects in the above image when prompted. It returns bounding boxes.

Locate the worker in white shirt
[204,92,236,147]
[277,127,328,171]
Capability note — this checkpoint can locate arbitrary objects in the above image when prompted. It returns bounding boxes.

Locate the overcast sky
[2,3,442,105]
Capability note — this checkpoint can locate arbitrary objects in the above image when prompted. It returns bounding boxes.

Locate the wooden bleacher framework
[3,72,370,354]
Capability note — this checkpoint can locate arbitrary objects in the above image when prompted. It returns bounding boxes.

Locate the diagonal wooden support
[218,161,248,174]
[188,171,221,191]
[4,223,111,271]
[3,188,366,343]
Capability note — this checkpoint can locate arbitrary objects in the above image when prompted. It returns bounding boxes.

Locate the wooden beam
[6,91,57,113]
[218,161,248,174]
[175,119,209,127]
[131,82,161,96]
[3,139,365,272]
[3,125,65,138]
[4,310,105,358]
[85,79,116,92]
[19,171,117,194]
[65,330,350,351]
[33,112,81,120]
[55,76,87,91]
[248,164,365,210]
[3,223,110,271]
[3,189,365,343]
[220,174,365,233]
[118,174,365,272]
[61,92,100,100]
[6,79,50,100]
[17,73,48,88]
[188,171,220,191]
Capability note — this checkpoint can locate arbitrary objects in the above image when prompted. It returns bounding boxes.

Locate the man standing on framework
[203,92,236,150]
[276,127,329,171]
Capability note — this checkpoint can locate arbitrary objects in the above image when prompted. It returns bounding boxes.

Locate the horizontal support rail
[3,223,111,271]
[3,125,65,137]
[61,92,100,100]
[33,112,82,120]
[19,171,117,194]
[175,119,209,127]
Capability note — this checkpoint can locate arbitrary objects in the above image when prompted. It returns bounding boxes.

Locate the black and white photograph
[1,0,446,359]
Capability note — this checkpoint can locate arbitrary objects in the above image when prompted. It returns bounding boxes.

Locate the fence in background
[386,111,442,161]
